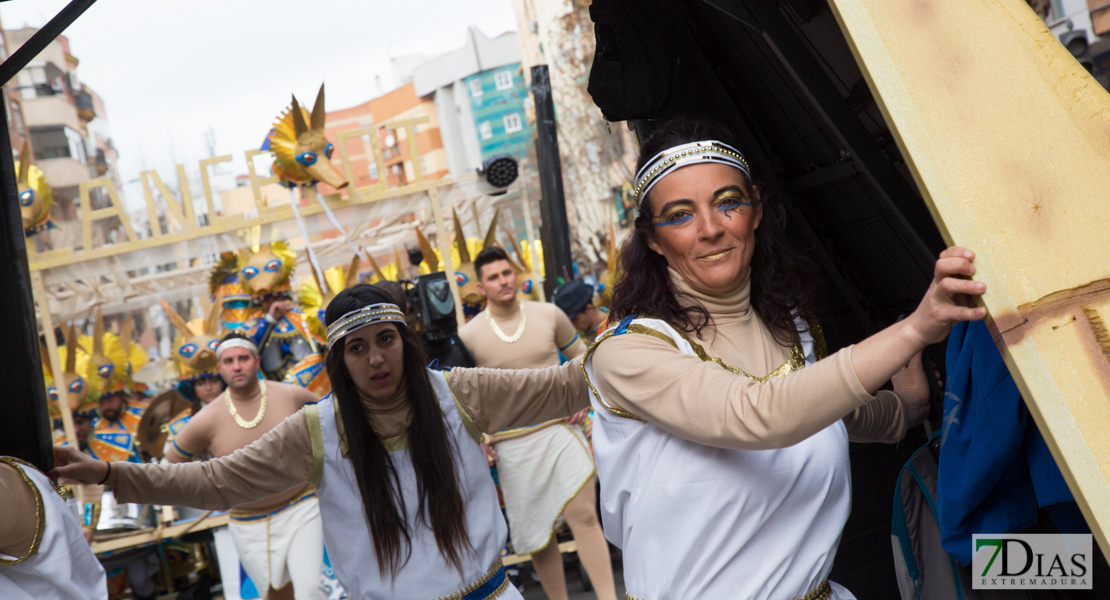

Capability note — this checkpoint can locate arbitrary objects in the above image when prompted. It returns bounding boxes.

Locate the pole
[428,187,466,329]
[0,101,55,468]
[0,0,99,85]
[32,272,76,448]
[531,65,574,296]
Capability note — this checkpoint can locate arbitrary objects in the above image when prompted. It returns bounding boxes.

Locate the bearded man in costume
[458,246,616,600]
[166,332,324,600]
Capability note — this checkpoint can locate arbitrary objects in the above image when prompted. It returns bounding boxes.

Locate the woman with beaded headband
[580,117,989,600]
[53,283,591,600]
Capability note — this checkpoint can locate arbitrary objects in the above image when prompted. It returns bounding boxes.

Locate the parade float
[25,82,546,599]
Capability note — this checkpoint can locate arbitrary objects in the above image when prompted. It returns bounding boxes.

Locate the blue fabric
[938,321,1082,565]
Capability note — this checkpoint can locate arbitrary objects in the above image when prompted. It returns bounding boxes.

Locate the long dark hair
[610,116,818,346]
[324,284,470,577]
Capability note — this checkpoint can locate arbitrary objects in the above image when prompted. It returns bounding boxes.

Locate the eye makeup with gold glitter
[714,188,752,214]
[652,201,695,227]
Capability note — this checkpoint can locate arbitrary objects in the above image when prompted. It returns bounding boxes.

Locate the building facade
[324,81,448,194]
[5,28,122,250]
[411,28,532,177]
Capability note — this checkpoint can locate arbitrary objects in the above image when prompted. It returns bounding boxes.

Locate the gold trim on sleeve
[582,317,811,421]
[304,404,324,489]
[0,456,46,565]
[444,371,484,444]
[581,328,646,421]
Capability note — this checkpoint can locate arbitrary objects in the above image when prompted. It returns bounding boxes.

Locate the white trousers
[228,495,326,600]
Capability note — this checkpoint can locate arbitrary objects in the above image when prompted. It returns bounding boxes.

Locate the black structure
[0,0,100,470]
[531,65,575,298]
[587,1,950,597]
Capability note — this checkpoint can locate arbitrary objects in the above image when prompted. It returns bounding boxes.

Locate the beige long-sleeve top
[591,269,906,450]
[109,361,587,509]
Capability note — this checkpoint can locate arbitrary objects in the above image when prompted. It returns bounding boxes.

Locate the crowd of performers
[6,114,1002,600]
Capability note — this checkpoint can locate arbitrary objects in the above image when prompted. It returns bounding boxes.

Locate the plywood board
[827,0,1110,550]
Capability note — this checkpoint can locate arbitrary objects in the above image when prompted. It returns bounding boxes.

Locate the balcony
[36,157,90,188]
[22,94,81,132]
[75,89,95,122]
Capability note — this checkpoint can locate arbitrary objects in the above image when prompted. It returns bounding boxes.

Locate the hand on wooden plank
[904,246,987,347]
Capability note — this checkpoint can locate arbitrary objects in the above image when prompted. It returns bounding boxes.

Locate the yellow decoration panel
[829,0,1110,548]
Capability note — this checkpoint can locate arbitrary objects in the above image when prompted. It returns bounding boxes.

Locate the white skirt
[494,423,595,554]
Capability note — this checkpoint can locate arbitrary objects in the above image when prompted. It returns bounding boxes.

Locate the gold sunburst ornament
[225,382,267,429]
[486,300,527,343]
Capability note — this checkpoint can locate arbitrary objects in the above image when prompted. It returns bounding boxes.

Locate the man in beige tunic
[168,332,322,600]
[458,247,616,600]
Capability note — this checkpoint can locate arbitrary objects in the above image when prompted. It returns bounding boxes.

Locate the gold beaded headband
[216,338,259,358]
[326,303,407,349]
[633,140,751,205]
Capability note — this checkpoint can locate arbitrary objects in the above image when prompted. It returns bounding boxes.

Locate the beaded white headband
[326,303,407,349]
[633,140,751,205]
[216,338,258,358]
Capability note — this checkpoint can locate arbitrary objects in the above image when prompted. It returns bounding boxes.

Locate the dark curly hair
[609,116,818,346]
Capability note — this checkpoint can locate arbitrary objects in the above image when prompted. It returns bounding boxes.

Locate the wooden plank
[502,540,578,566]
[827,0,1110,550]
[90,513,230,554]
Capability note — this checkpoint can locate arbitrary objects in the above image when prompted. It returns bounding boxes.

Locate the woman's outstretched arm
[52,409,314,510]
[447,358,589,434]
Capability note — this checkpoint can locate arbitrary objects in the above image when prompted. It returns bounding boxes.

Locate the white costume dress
[585,317,855,600]
[0,457,107,600]
[306,368,522,600]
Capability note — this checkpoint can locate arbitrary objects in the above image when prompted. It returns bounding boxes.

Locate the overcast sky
[0,0,517,193]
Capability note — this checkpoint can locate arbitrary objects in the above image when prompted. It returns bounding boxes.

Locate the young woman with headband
[54,284,589,600]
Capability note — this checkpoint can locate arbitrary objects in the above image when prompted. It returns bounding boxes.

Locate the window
[469,78,483,97]
[479,121,493,140]
[30,125,87,163]
[494,70,513,90]
[503,113,522,133]
[8,97,24,135]
[16,66,63,100]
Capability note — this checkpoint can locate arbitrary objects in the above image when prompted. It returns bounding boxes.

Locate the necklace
[486,300,527,343]
[225,382,267,429]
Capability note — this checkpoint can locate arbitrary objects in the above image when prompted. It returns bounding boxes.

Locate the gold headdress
[210,252,258,331]
[161,299,221,382]
[451,208,501,305]
[300,254,362,341]
[17,141,56,237]
[48,322,98,419]
[238,240,296,298]
[500,223,541,301]
[266,84,348,189]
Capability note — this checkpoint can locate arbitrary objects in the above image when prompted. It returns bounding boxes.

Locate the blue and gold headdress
[633,140,751,205]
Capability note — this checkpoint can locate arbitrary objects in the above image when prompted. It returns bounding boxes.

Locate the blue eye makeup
[324,143,334,159]
[19,190,34,207]
[242,266,259,279]
[264,260,281,273]
[653,208,694,228]
[179,343,198,358]
[297,151,318,166]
